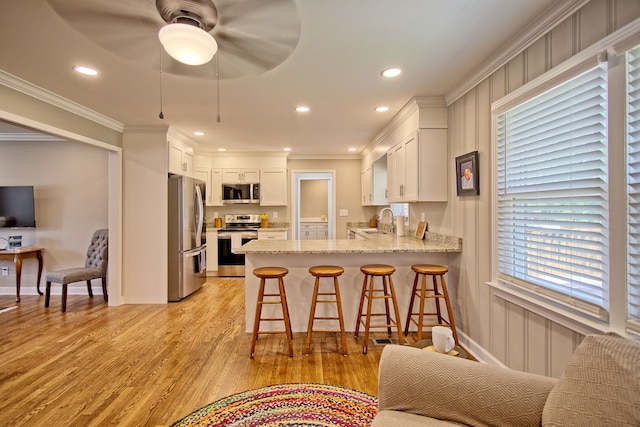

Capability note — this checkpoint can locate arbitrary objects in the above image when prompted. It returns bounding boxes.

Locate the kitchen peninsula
[235,230,461,333]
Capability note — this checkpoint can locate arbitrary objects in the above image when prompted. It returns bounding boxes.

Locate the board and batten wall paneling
[448,1,640,375]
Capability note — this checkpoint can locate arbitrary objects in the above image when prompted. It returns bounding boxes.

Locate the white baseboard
[0,286,104,296]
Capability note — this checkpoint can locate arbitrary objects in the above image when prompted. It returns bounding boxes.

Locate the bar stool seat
[305,265,348,356]
[354,264,404,354]
[250,266,293,358]
[404,264,459,344]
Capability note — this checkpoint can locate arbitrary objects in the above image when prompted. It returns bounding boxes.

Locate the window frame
[488,21,640,335]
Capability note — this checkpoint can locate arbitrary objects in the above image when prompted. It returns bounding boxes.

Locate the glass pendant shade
[158,23,218,66]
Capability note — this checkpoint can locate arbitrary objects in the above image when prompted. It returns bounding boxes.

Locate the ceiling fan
[46,0,301,80]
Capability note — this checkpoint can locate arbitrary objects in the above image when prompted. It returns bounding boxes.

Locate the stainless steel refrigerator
[168,174,206,301]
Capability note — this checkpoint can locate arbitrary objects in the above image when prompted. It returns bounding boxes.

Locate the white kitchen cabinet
[260,168,287,206]
[361,157,387,206]
[194,167,223,206]
[222,169,259,183]
[361,166,372,205]
[168,140,194,177]
[258,229,288,240]
[206,230,218,276]
[316,223,329,239]
[300,222,329,240]
[386,129,447,202]
[300,223,318,240]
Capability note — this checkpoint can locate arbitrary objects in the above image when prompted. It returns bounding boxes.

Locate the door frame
[291,170,336,240]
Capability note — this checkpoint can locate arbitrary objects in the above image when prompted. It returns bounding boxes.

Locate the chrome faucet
[378,207,395,234]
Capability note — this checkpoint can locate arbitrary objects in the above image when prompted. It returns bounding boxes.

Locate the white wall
[446,1,640,375]
[0,139,109,295]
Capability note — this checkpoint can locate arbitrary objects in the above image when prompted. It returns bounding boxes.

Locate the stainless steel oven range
[217,214,260,277]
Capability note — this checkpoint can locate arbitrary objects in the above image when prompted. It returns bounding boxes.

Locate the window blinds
[627,45,640,332]
[497,64,609,319]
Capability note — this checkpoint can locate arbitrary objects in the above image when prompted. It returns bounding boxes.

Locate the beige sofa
[373,333,640,426]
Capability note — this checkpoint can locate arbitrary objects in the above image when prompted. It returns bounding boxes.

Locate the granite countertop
[234,230,461,254]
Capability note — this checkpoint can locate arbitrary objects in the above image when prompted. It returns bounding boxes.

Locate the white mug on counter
[432,326,455,353]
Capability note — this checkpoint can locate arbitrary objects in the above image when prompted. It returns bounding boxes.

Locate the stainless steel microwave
[222,183,260,204]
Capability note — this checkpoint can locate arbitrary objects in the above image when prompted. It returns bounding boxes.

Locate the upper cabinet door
[260,169,287,206]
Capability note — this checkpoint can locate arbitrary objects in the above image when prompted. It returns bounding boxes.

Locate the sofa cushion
[542,333,640,426]
[372,410,464,427]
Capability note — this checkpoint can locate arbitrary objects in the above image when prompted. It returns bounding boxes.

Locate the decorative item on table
[260,213,269,228]
[369,215,379,228]
[8,235,22,249]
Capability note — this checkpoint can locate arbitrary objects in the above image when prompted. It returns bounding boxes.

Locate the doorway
[291,171,336,239]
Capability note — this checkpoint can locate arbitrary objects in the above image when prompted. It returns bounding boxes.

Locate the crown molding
[444,0,590,105]
[287,154,361,160]
[362,96,445,157]
[0,132,65,142]
[0,70,124,132]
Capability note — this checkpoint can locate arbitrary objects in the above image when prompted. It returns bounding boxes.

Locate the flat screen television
[0,186,36,228]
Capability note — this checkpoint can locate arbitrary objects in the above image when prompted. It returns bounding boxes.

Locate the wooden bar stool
[354,264,404,354]
[305,265,348,356]
[250,266,294,358]
[404,264,459,343]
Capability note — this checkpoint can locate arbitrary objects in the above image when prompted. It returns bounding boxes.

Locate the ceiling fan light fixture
[158,23,217,66]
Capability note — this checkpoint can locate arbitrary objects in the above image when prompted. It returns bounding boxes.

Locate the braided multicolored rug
[170,383,378,426]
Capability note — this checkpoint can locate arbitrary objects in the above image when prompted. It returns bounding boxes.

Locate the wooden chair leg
[305,277,321,355]
[333,276,348,356]
[102,277,108,301]
[404,273,419,336]
[440,274,459,344]
[417,274,427,341]
[387,276,404,345]
[87,280,94,298]
[45,281,51,307]
[61,284,68,312]
[354,275,367,338]
[382,275,392,336]
[250,279,266,358]
[278,277,294,357]
[362,275,375,354]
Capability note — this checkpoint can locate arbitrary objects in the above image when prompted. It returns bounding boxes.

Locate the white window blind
[496,64,609,319]
[627,45,640,332]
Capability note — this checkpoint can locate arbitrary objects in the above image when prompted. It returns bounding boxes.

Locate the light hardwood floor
[0,277,402,427]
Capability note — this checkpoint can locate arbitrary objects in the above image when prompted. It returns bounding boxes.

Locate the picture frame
[456,151,479,196]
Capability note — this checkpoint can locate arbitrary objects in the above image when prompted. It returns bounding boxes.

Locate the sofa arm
[377,345,557,427]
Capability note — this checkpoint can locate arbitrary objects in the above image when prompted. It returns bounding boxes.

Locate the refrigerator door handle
[195,184,204,246]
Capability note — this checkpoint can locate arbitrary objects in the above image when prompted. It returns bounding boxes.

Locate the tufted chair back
[84,229,108,274]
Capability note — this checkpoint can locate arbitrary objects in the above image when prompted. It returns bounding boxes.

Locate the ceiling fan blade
[47,0,163,62]
[46,0,300,80]
[214,30,296,79]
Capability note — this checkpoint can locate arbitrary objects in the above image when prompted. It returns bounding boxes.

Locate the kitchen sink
[357,227,379,233]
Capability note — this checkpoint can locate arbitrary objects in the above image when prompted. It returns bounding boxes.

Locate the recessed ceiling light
[73,66,99,76]
[348,147,357,152]
[193,131,205,136]
[217,148,226,152]
[283,147,292,152]
[381,67,401,78]
[295,106,310,113]
[375,106,390,112]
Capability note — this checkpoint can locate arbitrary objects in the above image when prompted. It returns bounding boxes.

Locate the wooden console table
[0,247,44,302]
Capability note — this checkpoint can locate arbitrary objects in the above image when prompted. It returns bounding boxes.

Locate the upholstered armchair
[45,229,108,312]
[373,333,640,426]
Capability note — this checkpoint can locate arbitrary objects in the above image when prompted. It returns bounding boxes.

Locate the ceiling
[0,0,560,156]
